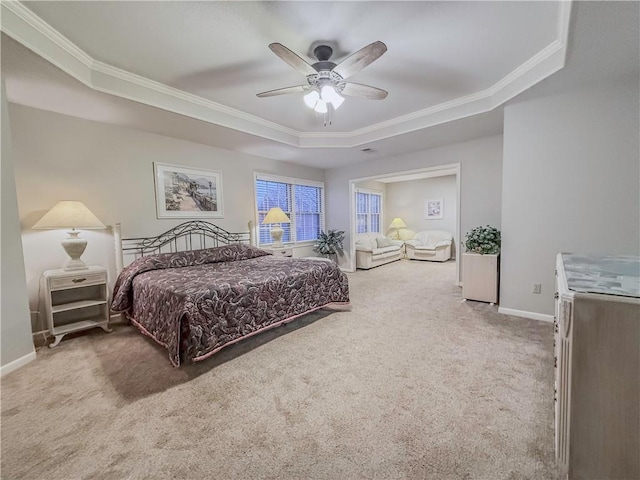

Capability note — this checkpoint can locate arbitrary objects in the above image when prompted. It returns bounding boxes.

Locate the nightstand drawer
[49,272,106,290]
[270,247,293,257]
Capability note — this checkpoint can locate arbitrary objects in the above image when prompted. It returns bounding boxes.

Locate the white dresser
[554,253,639,479]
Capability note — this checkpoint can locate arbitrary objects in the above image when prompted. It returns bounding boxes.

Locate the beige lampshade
[262,207,290,225]
[33,201,105,271]
[33,201,105,230]
[388,217,407,229]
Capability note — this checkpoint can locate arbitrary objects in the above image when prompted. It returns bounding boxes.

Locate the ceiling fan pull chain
[324,104,334,127]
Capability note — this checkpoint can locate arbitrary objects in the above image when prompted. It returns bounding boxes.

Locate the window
[356,189,382,234]
[255,174,324,245]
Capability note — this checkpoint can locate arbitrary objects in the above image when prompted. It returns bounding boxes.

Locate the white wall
[9,105,324,333]
[325,135,503,275]
[501,78,640,316]
[1,81,35,372]
[500,1,640,317]
[354,180,386,192]
[386,175,457,256]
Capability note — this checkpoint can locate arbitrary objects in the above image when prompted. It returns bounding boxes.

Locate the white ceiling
[0,1,572,167]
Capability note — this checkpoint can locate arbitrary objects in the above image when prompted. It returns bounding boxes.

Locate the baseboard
[0,351,37,377]
[498,307,554,323]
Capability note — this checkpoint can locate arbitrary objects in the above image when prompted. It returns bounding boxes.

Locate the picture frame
[154,162,224,218]
[425,198,444,219]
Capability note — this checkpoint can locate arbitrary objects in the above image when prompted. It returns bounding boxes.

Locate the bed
[112,221,350,366]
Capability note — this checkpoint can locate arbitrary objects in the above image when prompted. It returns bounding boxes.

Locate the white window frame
[254,172,325,246]
[355,188,383,234]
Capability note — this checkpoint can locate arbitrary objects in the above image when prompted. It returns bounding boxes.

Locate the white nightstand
[263,245,294,257]
[41,266,112,348]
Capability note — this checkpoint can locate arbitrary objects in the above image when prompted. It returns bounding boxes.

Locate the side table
[263,245,294,257]
[41,266,112,347]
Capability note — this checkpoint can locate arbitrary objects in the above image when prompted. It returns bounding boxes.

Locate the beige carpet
[1,260,558,479]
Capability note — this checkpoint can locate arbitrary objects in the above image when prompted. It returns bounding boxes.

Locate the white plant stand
[462,253,499,304]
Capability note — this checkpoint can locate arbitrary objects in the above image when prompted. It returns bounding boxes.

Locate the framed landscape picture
[154,162,224,218]
[425,198,444,219]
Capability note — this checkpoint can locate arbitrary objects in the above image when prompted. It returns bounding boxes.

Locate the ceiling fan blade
[332,41,387,79]
[256,85,309,98]
[269,43,317,76]
[341,82,388,100]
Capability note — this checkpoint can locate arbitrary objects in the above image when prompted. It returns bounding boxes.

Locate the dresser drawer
[49,272,106,290]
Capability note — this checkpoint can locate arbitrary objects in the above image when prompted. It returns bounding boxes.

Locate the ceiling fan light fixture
[303,90,320,108]
[331,93,344,110]
[259,41,387,124]
[320,85,344,110]
[314,99,328,114]
[320,85,336,101]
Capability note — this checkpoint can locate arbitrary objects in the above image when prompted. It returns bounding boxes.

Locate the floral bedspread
[112,244,350,366]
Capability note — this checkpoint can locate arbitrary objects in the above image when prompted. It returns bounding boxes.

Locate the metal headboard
[115,221,253,273]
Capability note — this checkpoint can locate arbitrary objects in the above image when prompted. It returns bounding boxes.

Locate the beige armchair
[404,230,453,262]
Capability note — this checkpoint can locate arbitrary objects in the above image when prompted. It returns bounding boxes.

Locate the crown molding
[1,0,301,146]
[90,61,301,144]
[1,0,94,84]
[1,0,572,149]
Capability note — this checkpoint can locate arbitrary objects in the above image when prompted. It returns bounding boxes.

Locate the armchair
[405,230,453,262]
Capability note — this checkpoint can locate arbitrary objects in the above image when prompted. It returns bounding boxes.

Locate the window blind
[255,174,325,245]
[355,189,382,234]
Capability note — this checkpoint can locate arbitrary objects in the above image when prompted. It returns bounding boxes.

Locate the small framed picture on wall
[425,198,444,219]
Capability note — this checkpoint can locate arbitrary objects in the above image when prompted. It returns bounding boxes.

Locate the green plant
[313,229,345,257]
[464,225,501,255]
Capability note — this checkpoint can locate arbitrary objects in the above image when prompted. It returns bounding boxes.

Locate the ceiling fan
[257,41,388,122]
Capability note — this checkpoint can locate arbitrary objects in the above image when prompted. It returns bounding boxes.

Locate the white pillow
[356,238,376,250]
[376,236,393,248]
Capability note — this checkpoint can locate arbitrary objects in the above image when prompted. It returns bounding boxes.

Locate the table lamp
[389,217,407,240]
[33,201,106,271]
[262,207,290,247]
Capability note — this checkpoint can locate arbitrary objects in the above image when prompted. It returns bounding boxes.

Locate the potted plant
[462,225,501,304]
[464,225,501,255]
[313,229,345,262]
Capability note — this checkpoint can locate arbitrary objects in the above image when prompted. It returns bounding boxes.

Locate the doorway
[348,163,461,285]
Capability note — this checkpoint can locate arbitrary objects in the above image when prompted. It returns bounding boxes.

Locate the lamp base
[270,226,284,247]
[63,258,89,271]
[61,231,89,271]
